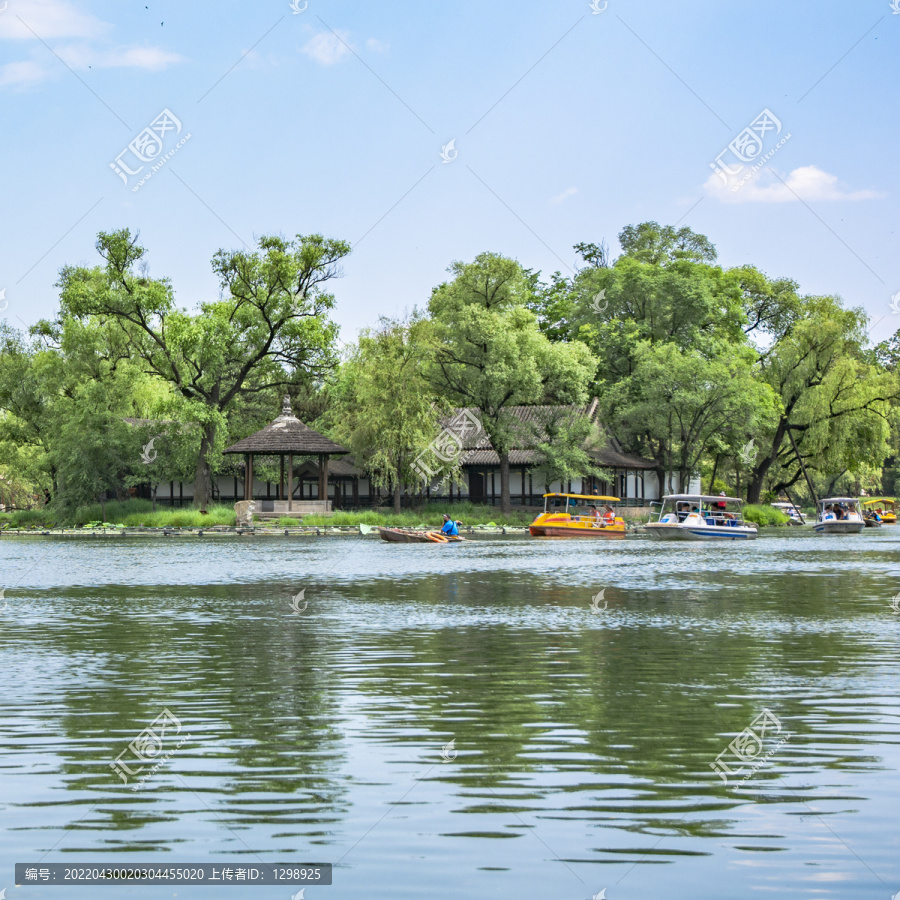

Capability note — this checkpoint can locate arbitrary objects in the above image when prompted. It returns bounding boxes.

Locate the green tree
[746,295,898,503]
[617,221,718,265]
[426,252,596,514]
[0,324,55,499]
[58,229,349,508]
[123,417,200,511]
[525,406,609,492]
[323,315,446,513]
[606,342,774,494]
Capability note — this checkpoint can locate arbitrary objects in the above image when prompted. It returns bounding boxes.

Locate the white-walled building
[149,399,700,508]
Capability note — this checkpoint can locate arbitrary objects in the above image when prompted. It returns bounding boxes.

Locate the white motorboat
[813,497,865,534]
[644,494,758,541]
[771,501,805,525]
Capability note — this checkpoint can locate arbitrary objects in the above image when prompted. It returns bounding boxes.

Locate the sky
[1,0,898,348]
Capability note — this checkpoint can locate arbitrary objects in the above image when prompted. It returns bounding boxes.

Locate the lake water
[1,530,899,899]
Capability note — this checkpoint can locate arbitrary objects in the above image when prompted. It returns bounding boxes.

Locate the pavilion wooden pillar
[288,453,294,511]
[318,454,329,505]
[244,453,254,501]
[279,456,284,501]
[352,476,359,508]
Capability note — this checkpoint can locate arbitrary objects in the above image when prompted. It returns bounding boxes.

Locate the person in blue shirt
[441,514,459,536]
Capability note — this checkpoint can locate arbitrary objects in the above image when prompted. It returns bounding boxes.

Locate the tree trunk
[747,433,786,504]
[393,483,401,514]
[100,494,106,523]
[193,421,217,509]
[709,454,720,494]
[499,451,511,515]
[653,466,666,500]
[748,403,803,505]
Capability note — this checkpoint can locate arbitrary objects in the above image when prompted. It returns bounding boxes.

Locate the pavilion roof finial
[223,392,348,456]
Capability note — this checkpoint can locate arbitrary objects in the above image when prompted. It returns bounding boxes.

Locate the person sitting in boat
[603,504,615,524]
[441,514,460,537]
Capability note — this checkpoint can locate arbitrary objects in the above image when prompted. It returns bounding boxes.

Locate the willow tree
[57,229,348,508]
[426,252,596,514]
[323,314,446,513]
[746,294,898,503]
[605,341,775,495]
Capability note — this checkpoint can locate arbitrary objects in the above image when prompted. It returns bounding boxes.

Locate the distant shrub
[743,504,791,527]
[301,502,536,528]
[0,509,53,528]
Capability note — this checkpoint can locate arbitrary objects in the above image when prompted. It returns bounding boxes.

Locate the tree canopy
[2,220,899,518]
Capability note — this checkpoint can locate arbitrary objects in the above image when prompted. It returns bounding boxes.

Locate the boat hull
[378,527,462,543]
[529,524,625,538]
[644,523,758,541]
[812,521,865,534]
[864,518,882,528]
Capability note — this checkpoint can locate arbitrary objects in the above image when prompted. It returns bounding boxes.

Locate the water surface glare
[2,530,899,899]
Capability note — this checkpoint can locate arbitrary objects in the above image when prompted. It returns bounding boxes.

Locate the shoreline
[0,524,538,538]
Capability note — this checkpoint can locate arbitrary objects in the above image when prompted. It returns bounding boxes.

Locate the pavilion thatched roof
[223,396,348,456]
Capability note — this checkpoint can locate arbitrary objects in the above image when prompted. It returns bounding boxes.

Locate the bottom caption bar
[16,863,332,885]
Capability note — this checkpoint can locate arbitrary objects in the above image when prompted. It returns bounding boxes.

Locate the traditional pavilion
[223,395,348,517]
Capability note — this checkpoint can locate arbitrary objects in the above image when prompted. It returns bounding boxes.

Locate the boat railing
[654,502,749,526]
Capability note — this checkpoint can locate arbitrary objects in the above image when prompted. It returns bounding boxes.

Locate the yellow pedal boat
[862,498,897,524]
[529,493,626,539]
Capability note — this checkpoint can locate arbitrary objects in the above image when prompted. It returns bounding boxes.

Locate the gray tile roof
[439,400,655,470]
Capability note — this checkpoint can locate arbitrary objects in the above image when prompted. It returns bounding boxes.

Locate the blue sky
[1,0,898,347]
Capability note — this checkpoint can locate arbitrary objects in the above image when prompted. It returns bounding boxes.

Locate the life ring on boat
[425,531,448,542]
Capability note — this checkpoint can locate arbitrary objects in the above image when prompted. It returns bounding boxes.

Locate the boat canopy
[542,493,620,502]
[660,494,743,503]
[862,498,896,506]
[818,497,861,505]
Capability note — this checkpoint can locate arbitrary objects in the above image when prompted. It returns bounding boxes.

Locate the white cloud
[705,164,881,204]
[58,44,183,71]
[0,0,182,88]
[366,37,389,53]
[301,30,351,65]
[550,186,577,204]
[0,0,108,40]
[0,58,47,86]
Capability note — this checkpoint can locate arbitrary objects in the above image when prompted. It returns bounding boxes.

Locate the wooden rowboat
[378,527,464,544]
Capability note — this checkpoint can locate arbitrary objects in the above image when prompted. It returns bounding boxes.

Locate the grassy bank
[1,500,236,529]
[0,499,799,530]
[1,499,540,529]
[299,502,537,527]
